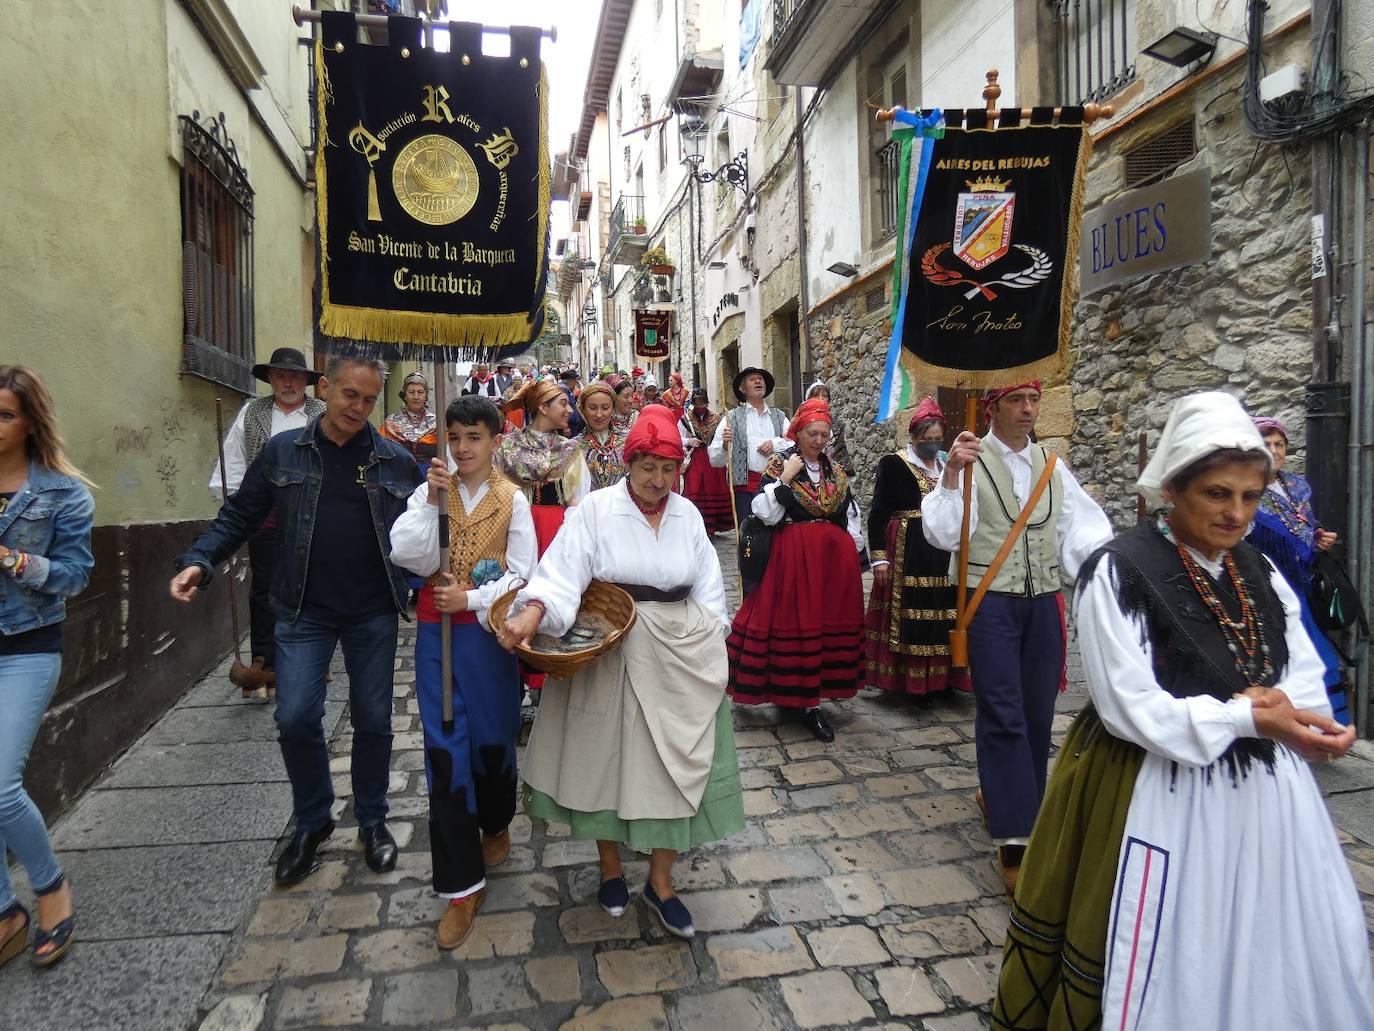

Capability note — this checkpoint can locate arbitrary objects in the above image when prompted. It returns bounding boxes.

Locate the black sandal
[0,901,30,970]
[32,878,74,968]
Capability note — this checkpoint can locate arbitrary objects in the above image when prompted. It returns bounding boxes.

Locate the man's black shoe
[274,821,334,886]
[801,707,835,743]
[360,822,398,873]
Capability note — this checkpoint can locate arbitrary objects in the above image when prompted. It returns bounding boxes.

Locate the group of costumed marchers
[726,397,866,741]
[865,395,969,698]
[499,405,745,938]
[678,389,733,533]
[993,392,1373,1030]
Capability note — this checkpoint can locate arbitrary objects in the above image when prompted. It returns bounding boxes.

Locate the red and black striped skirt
[727,520,864,708]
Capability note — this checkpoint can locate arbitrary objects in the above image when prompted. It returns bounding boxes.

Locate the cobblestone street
[6,538,1374,1030]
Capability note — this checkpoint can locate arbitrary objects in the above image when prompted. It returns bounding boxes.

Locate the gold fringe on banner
[899,124,1093,390]
[313,38,551,350]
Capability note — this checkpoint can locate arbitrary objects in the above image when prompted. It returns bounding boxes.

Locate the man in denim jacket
[171,357,422,886]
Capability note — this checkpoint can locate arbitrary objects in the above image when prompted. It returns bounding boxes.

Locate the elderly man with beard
[210,347,325,698]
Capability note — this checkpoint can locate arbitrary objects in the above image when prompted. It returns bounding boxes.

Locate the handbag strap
[956,452,1058,631]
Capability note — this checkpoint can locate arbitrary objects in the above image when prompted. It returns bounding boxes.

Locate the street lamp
[679,113,750,195]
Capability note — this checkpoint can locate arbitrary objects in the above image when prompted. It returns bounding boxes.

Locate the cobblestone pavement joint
[5,537,1373,1030]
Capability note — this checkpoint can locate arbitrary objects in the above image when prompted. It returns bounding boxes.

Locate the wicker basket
[488,580,638,679]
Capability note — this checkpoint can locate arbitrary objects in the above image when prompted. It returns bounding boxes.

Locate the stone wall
[1069,38,1313,528]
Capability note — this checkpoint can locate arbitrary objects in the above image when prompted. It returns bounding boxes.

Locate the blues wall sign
[888,119,1091,388]
[315,11,549,353]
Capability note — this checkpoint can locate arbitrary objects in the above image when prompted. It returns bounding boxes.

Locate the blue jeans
[0,652,64,911]
[274,611,398,833]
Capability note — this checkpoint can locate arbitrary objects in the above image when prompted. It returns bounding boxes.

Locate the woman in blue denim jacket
[0,366,94,970]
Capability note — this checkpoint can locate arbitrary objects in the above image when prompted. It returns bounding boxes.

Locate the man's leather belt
[612,583,692,603]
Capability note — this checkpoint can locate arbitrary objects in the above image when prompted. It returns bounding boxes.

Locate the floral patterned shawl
[494,425,581,487]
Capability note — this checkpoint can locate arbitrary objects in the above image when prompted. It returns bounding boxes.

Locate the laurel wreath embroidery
[921,242,1053,301]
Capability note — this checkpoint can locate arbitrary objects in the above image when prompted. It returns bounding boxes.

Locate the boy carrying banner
[390,396,537,949]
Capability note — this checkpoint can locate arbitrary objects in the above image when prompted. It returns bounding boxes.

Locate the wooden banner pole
[433,368,454,734]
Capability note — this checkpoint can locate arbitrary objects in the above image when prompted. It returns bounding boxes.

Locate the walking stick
[948,397,978,668]
[433,369,455,734]
[725,410,744,605]
[214,398,263,691]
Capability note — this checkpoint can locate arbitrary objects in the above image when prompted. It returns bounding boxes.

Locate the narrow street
[5,537,1373,1030]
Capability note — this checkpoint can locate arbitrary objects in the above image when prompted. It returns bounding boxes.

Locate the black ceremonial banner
[635,309,671,359]
[897,122,1090,387]
[315,12,549,350]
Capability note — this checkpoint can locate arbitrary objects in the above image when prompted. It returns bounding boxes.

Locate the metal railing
[875,137,900,241]
[770,0,812,49]
[1052,0,1136,105]
[608,194,646,259]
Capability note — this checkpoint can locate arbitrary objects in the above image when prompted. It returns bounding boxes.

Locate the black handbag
[737,513,773,585]
[1310,549,1369,653]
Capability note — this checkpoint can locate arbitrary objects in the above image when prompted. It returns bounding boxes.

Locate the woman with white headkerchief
[993,391,1373,1031]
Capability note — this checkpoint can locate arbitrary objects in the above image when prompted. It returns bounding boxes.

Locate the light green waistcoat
[952,439,1063,597]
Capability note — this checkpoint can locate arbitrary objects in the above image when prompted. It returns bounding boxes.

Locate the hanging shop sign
[878,109,1091,414]
[314,10,549,353]
[635,309,672,359]
[1078,167,1212,297]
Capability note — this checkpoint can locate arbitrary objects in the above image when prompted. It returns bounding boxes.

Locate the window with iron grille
[179,112,256,395]
[1052,0,1137,105]
[1121,118,1197,189]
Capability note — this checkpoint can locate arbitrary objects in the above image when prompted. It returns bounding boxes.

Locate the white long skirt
[1103,745,1374,1030]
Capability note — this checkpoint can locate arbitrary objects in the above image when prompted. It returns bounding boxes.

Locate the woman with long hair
[0,366,94,969]
[726,398,865,742]
[660,372,690,422]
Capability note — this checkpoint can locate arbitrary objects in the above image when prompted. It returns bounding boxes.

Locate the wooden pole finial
[983,70,1001,113]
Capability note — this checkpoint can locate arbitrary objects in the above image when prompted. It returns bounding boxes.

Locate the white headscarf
[1137,391,1271,512]
[805,379,829,400]
[642,374,658,390]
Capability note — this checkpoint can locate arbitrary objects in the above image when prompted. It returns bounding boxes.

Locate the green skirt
[522,696,745,852]
[993,708,1145,1031]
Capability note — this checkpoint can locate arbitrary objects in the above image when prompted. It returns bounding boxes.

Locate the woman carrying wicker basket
[497,406,745,939]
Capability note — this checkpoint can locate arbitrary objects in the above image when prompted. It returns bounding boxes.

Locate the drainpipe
[1347,120,1371,735]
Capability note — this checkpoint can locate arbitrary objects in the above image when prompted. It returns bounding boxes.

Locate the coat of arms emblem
[952,176,1015,270]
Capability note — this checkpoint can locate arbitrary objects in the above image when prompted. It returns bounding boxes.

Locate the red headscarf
[983,381,1042,412]
[623,405,685,463]
[786,398,833,441]
[908,395,947,433]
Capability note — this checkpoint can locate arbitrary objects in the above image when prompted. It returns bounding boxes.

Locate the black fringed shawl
[1077,521,1288,775]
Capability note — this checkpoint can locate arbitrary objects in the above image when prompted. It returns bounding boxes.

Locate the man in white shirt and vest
[921,381,1112,892]
[708,368,789,592]
[210,347,325,696]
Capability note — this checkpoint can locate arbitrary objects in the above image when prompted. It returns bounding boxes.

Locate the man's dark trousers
[247,529,278,668]
[274,610,398,832]
[966,592,1063,841]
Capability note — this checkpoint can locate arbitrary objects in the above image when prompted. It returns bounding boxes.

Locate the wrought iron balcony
[765,0,884,87]
[607,194,647,264]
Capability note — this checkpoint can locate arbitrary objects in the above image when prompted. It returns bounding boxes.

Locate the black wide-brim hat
[732,367,775,402]
[252,347,321,385]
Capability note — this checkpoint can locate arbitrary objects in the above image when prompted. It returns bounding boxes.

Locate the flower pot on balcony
[649,263,675,276]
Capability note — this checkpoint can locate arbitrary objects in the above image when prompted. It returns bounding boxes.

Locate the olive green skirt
[992,707,1145,1031]
[522,697,746,852]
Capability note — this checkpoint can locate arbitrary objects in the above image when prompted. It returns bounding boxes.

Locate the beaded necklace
[1159,517,1273,683]
[626,481,668,517]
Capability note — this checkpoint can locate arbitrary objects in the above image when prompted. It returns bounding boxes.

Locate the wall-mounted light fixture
[684,150,750,194]
[1141,26,1217,68]
[827,261,859,277]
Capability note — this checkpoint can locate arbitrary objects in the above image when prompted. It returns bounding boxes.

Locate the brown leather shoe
[974,789,988,831]
[996,845,1025,898]
[436,890,485,950]
[481,829,511,869]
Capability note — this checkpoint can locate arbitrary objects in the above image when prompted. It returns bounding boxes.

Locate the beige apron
[522,598,727,821]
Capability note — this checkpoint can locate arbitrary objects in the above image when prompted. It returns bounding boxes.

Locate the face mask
[915,440,942,462]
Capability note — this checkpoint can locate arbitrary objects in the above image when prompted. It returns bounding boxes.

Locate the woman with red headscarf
[499,405,744,940]
[864,397,971,698]
[660,372,690,422]
[726,398,865,741]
